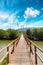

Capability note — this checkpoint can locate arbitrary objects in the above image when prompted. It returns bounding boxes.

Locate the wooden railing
[24,35,43,65]
[0,35,21,64]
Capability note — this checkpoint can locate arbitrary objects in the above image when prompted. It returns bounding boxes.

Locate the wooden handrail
[0,40,15,53]
[24,35,43,64]
[30,41,43,53]
[0,52,8,63]
[24,35,43,53]
[0,35,21,64]
[36,53,43,63]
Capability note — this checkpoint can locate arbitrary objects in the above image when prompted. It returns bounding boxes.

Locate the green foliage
[0,29,5,39]
[32,29,43,41]
[26,28,43,41]
[0,29,20,40]
[38,31,43,40]
[26,29,32,39]
[8,30,19,40]
[0,57,7,65]
[32,29,39,40]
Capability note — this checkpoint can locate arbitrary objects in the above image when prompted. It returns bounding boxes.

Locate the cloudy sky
[0,0,43,29]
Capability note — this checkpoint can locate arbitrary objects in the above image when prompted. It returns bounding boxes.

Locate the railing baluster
[0,35,21,64]
[23,35,43,64]
[7,46,9,64]
[12,42,14,53]
[34,46,37,65]
[30,42,31,53]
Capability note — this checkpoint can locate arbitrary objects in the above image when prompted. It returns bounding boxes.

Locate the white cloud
[17,16,20,18]
[24,7,40,18]
[8,15,14,24]
[0,12,9,19]
[3,23,8,27]
[27,20,43,28]
[19,22,24,28]
[18,19,27,28]
[8,13,19,25]
[0,12,19,29]
[0,22,9,30]
[42,8,43,10]
[12,25,19,29]
[0,23,8,30]
[15,19,19,24]
[18,19,43,29]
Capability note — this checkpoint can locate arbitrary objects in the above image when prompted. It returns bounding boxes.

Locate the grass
[32,40,43,49]
[0,57,7,65]
[0,40,12,44]
[0,40,13,50]
[0,40,13,65]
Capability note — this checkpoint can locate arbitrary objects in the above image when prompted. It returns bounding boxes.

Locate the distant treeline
[0,29,20,40]
[26,28,43,41]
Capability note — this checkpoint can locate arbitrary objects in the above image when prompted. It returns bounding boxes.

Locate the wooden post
[16,41,18,46]
[17,38,19,43]
[30,42,31,53]
[7,46,9,64]
[27,41,28,45]
[27,40,29,46]
[13,42,14,53]
[34,46,37,65]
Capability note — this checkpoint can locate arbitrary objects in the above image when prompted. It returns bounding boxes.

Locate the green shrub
[26,28,43,41]
[0,29,20,40]
[26,29,32,39]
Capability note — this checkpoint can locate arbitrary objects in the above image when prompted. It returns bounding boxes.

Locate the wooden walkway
[0,34,43,65]
[8,34,34,65]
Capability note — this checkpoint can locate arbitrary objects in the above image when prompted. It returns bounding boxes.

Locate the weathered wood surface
[7,34,34,65]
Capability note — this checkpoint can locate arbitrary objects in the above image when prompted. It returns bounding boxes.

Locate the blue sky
[0,0,43,29]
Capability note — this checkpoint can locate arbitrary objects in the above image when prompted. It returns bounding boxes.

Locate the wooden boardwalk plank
[7,34,34,65]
